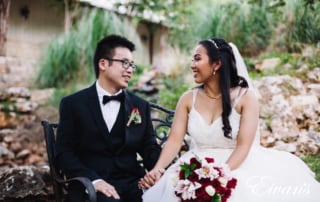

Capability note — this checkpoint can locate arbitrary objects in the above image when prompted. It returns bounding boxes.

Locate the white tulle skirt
[142,145,320,202]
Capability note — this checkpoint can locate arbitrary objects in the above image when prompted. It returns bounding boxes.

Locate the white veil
[228,42,261,140]
[228,42,253,89]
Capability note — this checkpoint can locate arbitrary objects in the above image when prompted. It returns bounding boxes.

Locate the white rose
[205,185,216,196]
[219,177,228,187]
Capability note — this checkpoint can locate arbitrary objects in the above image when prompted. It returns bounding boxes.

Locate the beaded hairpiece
[208,39,219,49]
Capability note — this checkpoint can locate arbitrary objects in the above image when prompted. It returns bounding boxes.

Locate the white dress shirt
[96,81,122,131]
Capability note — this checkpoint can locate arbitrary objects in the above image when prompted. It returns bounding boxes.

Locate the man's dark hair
[93,35,135,78]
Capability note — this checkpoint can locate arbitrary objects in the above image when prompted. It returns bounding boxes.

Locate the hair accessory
[208,39,219,49]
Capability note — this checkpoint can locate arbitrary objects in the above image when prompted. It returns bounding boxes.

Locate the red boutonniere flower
[127,107,142,127]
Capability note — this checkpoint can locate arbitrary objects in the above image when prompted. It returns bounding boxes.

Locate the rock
[279,130,299,143]
[0,165,52,201]
[0,145,15,160]
[26,154,43,164]
[296,133,319,156]
[307,131,320,146]
[0,112,19,129]
[3,135,14,143]
[15,99,38,113]
[255,58,281,71]
[307,67,320,83]
[260,131,276,147]
[9,141,23,153]
[273,141,297,153]
[6,87,31,100]
[301,46,314,59]
[16,149,31,159]
[307,84,320,95]
[30,88,54,105]
[0,129,16,139]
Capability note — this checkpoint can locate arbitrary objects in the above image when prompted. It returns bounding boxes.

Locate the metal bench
[41,102,189,202]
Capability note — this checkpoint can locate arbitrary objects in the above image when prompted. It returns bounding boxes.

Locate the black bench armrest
[57,176,97,202]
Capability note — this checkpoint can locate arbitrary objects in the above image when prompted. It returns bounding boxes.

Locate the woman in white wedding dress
[140,38,320,202]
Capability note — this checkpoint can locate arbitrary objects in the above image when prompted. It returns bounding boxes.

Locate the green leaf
[212,194,221,202]
[180,164,190,171]
[190,163,197,170]
[184,169,191,179]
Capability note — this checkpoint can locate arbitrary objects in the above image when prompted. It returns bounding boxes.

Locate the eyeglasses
[105,57,137,71]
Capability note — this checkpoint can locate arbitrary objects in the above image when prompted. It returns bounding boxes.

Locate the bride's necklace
[204,87,222,99]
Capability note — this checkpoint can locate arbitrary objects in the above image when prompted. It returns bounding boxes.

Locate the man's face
[99,46,135,92]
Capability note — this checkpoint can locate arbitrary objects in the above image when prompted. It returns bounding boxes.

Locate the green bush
[158,75,190,110]
[36,8,143,89]
[291,2,320,44]
[169,1,273,55]
[36,32,81,88]
[169,0,319,56]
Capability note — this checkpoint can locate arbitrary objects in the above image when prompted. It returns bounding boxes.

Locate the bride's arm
[226,90,259,170]
[154,91,191,169]
[140,92,191,187]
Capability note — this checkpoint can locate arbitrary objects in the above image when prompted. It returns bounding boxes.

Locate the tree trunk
[64,0,79,33]
[0,0,10,56]
[64,0,70,32]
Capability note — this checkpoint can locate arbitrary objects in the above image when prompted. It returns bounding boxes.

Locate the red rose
[179,170,185,179]
[190,157,201,168]
[188,172,199,182]
[222,189,232,202]
[196,187,211,201]
[205,157,214,163]
[227,178,237,189]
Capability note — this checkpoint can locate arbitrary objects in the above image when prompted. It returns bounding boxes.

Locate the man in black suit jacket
[55,35,161,202]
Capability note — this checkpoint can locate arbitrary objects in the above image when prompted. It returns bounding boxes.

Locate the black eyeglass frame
[104,57,137,71]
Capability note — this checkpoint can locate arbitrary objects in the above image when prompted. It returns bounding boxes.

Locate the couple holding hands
[55,35,320,202]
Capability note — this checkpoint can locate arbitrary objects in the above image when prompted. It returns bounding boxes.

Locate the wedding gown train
[142,88,320,202]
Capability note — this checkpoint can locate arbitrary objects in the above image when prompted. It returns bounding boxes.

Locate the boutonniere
[127,107,142,127]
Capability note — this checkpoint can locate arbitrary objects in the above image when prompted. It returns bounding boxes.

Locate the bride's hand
[138,168,165,189]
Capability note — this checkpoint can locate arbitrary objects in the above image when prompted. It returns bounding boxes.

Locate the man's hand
[138,168,165,189]
[93,180,120,199]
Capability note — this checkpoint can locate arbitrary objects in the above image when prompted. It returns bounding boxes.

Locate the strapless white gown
[142,89,320,202]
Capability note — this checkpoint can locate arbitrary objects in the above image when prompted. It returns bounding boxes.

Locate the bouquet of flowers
[173,155,237,202]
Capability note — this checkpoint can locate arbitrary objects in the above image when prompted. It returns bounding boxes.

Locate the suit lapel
[87,83,110,141]
[116,90,133,154]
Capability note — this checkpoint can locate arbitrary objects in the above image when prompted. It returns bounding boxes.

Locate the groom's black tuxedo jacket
[54,83,161,184]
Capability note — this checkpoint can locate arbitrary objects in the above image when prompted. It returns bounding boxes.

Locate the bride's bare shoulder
[176,88,197,110]
[238,88,258,107]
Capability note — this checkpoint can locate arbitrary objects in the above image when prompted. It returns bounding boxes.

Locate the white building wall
[7,0,64,59]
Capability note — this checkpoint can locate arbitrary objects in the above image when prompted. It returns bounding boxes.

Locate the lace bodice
[187,88,242,150]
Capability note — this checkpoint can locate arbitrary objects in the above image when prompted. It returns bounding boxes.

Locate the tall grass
[36,7,144,89]
[36,32,81,88]
[169,0,319,56]
[169,1,273,55]
[290,1,320,45]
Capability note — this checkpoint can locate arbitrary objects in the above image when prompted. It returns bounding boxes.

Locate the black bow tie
[102,92,124,105]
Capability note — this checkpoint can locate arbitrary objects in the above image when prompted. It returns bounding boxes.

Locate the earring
[212,70,216,76]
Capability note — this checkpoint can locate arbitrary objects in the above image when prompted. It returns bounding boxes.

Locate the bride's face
[191,45,215,84]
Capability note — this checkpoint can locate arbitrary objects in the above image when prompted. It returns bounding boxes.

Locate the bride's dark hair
[198,38,248,138]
